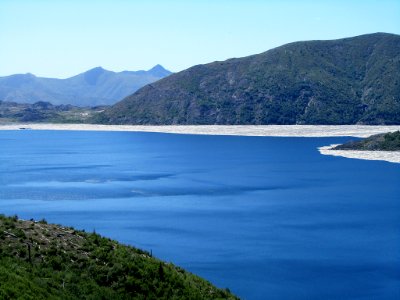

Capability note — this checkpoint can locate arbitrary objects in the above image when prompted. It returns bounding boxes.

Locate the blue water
[1,130,399,299]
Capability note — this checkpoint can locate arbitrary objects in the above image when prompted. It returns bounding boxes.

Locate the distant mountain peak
[0,65,173,106]
[90,66,106,71]
[84,66,110,75]
[149,64,165,71]
[147,64,172,77]
[83,66,109,85]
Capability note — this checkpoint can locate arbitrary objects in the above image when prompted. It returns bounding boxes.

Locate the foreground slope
[96,33,400,125]
[0,65,172,107]
[0,214,237,299]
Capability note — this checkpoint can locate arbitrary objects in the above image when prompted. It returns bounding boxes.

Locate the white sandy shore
[319,145,400,164]
[1,123,400,137]
[1,123,400,164]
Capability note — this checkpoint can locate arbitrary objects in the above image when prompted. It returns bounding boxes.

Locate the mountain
[0,214,237,299]
[0,65,172,107]
[334,131,400,151]
[95,33,400,125]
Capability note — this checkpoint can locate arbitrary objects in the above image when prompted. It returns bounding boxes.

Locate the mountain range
[95,33,400,125]
[0,65,172,107]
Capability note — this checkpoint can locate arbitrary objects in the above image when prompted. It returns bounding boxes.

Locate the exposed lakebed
[1,130,399,299]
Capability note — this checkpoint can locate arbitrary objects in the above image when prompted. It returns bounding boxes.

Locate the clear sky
[1,0,399,78]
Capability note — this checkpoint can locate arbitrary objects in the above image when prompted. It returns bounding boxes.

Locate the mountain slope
[0,65,172,107]
[0,214,237,299]
[334,131,400,151]
[95,33,400,125]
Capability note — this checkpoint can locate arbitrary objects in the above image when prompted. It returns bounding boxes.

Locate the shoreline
[1,123,400,164]
[318,144,400,164]
[1,123,400,137]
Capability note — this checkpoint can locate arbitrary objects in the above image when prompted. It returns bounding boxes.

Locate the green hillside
[334,131,400,151]
[94,33,400,125]
[0,101,103,123]
[0,214,237,299]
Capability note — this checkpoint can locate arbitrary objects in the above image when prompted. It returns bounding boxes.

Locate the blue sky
[1,0,399,78]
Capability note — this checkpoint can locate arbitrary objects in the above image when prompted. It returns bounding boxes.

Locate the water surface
[1,130,399,299]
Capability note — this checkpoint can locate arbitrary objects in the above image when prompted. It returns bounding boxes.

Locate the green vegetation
[0,214,237,299]
[334,131,400,151]
[0,101,104,123]
[94,33,400,125]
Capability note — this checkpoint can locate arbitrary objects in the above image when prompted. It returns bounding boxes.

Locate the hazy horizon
[0,64,171,79]
[1,0,399,78]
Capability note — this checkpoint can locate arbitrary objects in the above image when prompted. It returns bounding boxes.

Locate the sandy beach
[1,123,400,164]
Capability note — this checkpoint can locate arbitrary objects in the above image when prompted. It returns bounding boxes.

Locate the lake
[1,130,399,299]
